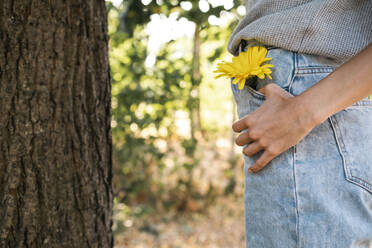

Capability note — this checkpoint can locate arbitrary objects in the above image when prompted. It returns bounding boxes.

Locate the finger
[232,118,247,133]
[247,149,276,174]
[258,87,265,94]
[243,142,263,156]
[235,131,254,146]
[233,114,254,133]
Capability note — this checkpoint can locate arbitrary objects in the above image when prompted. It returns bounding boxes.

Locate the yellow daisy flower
[213,46,274,90]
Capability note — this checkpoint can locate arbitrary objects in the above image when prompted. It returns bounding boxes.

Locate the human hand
[232,83,317,174]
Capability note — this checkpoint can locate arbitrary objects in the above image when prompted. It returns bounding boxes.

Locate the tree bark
[0,1,113,247]
[190,22,202,139]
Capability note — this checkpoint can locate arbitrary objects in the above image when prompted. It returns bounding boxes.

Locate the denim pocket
[329,100,372,194]
[246,82,266,101]
[230,77,267,119]
[290,66,372,194]
[244,76,291,102]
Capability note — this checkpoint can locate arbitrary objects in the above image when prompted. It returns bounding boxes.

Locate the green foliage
[119,0,243,35]
[107,1,244,219]
[111,27,192,205]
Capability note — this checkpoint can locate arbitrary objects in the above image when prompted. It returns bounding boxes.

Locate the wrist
[290,95,324,130]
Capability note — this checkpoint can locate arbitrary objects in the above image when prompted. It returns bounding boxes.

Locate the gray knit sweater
[228,0,372,63]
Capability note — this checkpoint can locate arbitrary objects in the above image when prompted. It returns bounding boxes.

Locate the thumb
[258,87,266,95]
[257,82,275,96]
[261,83,295,98]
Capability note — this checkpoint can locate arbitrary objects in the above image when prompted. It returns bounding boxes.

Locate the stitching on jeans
[293,145,300,248]
[329,117,351,180]
[288,52,297,94]
[295,67,335,75]
[329,116,372,194]
[347,99,372,107]
[246,85,266,100]
[349,174,372,192]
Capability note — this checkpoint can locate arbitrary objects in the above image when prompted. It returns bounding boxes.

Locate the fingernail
[248,168,254,174]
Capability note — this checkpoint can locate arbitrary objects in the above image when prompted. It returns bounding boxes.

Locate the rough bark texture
[0,1,113,247]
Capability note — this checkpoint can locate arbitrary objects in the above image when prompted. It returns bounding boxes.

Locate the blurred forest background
[106,0,247,247]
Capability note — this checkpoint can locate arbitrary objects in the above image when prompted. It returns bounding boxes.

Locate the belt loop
[288,52,298,93]
[293,52,298,73]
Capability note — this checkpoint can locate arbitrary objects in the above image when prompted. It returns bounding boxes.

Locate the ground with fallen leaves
[114,195,245,248]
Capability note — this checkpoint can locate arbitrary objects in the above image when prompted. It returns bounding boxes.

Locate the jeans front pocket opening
[246,84,266,100]
[329,110,372,195]
[246,82,292,102]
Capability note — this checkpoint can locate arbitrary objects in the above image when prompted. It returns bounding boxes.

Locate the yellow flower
[213,46,274,90]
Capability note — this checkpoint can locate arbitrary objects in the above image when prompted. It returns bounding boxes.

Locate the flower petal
[238,80,245,90]
[213,45,275,90]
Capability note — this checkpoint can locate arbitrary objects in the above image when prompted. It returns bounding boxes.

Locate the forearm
[294,42,372,127]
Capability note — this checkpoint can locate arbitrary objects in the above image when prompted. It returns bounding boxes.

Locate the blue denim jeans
[231,42,372,248]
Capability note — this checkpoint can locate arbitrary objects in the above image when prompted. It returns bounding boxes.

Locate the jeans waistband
[236,40,344,93]
[238,40,343,70]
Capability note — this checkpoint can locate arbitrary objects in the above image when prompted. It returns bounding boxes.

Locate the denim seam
[246,85,266,100]
[296,66,335,69]
[295,67,335,75]
[329,116,372,194]
[293,147,300,248]
[348,174,372,194]
[331,116,372,193]
[347,100,372,107]
[329,116,353,179]
[288,52,297,94]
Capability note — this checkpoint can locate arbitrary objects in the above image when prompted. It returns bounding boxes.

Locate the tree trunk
[0,1,113,247]
[190,22,203,139]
